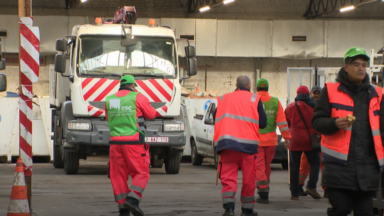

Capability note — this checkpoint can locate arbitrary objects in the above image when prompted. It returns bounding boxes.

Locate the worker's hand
[284,139,290,150]
[335,117,349,130]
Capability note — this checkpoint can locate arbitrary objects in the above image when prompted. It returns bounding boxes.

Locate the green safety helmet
[256,78,269,88]
[120,75,137,86]
[344,47,370,64]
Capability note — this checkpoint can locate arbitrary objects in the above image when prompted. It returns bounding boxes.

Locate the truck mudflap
[66,119,186,148]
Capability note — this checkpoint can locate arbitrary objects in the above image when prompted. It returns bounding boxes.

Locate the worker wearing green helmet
[106,75,156,216]
[312,47,384,215]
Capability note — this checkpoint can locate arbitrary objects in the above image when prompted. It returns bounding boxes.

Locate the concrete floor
[0,157,330,216]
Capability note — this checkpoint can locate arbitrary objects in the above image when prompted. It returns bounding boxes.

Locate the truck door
[203,102,216,156]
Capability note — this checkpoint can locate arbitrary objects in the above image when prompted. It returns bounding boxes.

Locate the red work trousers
[255,146,276,193]
[109,144,150,208]
[219,149,256,210]
[299,152,325,190]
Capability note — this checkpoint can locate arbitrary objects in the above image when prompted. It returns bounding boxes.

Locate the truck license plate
[145,137,169,143]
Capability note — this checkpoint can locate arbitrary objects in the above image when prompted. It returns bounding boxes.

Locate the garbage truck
[50,6,198,174]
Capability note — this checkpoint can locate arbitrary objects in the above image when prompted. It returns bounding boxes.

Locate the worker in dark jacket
[285,86,321,200]
[214,75,267,216]
[312,47,384,216]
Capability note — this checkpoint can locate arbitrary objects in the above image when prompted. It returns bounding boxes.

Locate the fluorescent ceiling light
[223,0,235,4]
[199,6,210,12]
[81,0,87,2]
[340,5,355,12]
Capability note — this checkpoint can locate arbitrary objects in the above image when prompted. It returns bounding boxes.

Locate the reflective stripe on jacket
[321,81,384,169]
[214,90,261,154]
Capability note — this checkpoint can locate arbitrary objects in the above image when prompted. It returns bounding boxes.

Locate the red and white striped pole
[19,16,39,209]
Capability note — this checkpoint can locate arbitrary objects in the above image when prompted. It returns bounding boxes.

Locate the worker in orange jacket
[214,75,267,216]
[255,78,291,204]
[298,86,326,197]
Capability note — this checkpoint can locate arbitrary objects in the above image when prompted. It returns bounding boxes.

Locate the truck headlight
[68,122,91,130]
[164,123,184,132]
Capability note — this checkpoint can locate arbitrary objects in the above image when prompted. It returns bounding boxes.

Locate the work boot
[119,209,131,216]
[299,185,308,196]
[124,197,144,216]
[305,187,321,199]
[256,192,269,204]
[290,195,299,200]
[240,208,258,216]
[222,208,235,216]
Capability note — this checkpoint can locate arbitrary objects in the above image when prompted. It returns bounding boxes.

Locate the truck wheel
[282,160,289,170]
[191,140,203,166]
[64,149,79,175]
[214,149,219,169]
[53,144,64,168]
[52,112,64,168]
[151,154,164,168]
[165,150,181,174]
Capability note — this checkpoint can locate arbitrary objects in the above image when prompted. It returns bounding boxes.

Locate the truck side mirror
[56,39,68,52]
[204,118,214,125]
[54,54,66,74]
[185,45,197,77]
[0,73,7,92]
[185,46,196,58]
[0,58,5,70]
[187,58,197,76]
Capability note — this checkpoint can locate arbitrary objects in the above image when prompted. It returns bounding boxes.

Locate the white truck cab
[51,14,197,175]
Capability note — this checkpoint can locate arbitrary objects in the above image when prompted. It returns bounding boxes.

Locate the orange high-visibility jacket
[214,90,261,154]
[258,91,291,146]
[321,82,384,169]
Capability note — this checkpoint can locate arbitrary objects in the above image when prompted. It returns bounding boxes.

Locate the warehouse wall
[184,57,344,99]
[1,55,344,98]
[0,56,54,97]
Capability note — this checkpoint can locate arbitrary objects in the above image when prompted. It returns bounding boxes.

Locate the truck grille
[89,101,166,109]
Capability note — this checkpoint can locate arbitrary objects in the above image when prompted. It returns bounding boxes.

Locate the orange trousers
[299,152,325,190]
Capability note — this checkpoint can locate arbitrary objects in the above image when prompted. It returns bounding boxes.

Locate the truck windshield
[78,35,177,78]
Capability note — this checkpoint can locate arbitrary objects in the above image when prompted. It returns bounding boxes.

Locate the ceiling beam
[303,0,368,19]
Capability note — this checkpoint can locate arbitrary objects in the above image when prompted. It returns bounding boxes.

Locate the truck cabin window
[78,36,177,78]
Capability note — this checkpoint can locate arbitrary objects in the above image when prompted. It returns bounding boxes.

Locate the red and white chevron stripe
[19,17,40,176]
[135,79,173,117]
[81,78,174,117]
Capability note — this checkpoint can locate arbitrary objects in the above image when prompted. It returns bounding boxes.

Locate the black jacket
[312,68,384,191]
[295,94,316,108]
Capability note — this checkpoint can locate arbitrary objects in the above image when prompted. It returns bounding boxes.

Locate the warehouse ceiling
[0,0,383,19]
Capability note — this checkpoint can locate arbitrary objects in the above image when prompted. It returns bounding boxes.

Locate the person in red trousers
[214,75,267,216]
[106,75,156,216]
[254,78,291,204]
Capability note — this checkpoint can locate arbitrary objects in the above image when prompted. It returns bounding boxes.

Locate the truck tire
[64,149,79,175]
[191,140,203,166]
[53,144,64,168]
[165,150,181,174]
[52,111,64,168]
[151,154,164,168]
